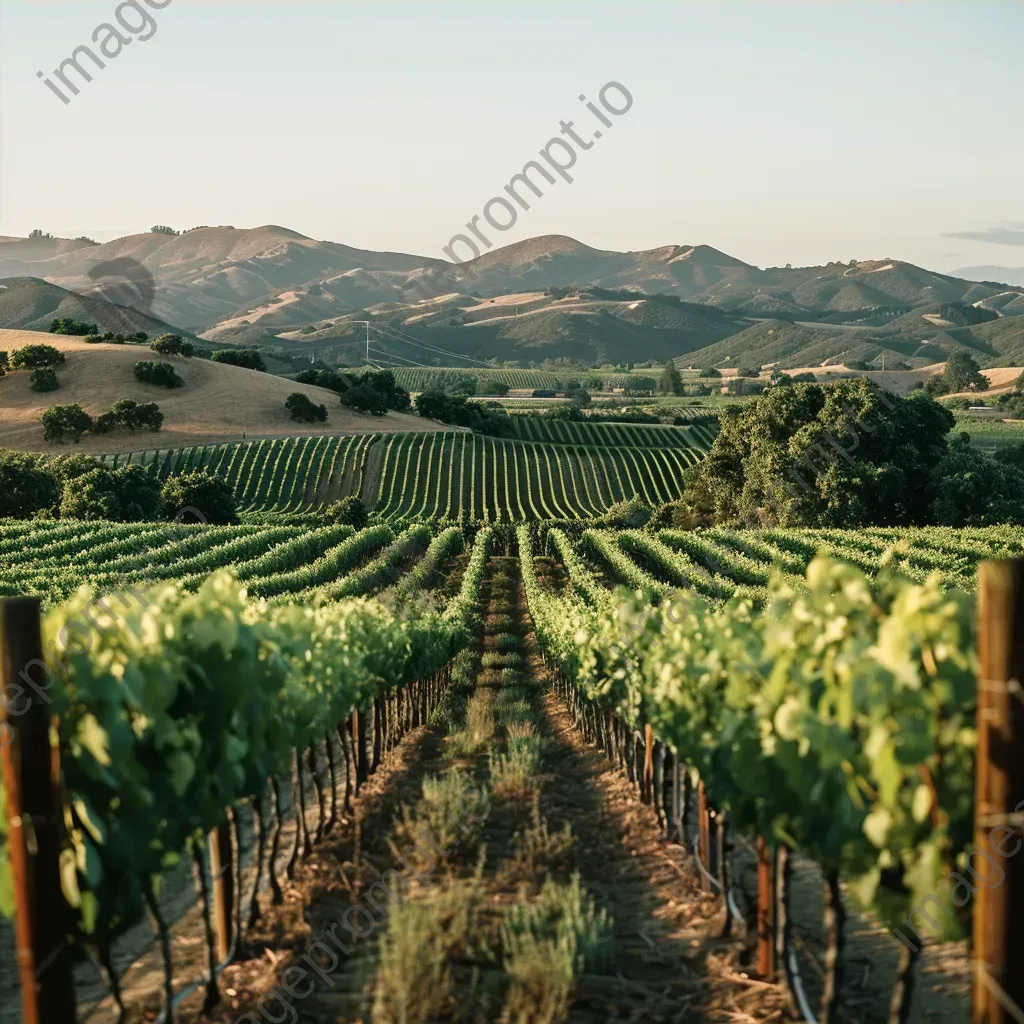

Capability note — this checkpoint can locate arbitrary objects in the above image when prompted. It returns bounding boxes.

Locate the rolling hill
[0,329,442,453]
[5,227,1024,370]
[0,278,200,342]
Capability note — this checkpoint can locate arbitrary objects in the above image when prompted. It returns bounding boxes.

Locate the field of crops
[371,432,703,521]
[5,512,1018,1022]
[506,416,717,450]
[556,524,1024,603]
[100,434,374,512]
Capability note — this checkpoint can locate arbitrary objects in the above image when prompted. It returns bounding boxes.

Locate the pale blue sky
[1,1,1022,272]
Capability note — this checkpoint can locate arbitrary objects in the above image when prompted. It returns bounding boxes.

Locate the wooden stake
[756,835,775,980]
[209,819,234,963]
[697,779,711,892]
[973,560,1024,1024]
[0,597,76,1024]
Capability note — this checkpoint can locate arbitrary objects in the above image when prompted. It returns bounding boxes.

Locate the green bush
[41,404,93,443]
[59,466,161,521]
[0,450,61,518]
[30,367,59,392]
[150,334,194,358]
[49,318,97,336]
[210,348,266,371]
[160,469,238,524]
[285,391,327,423]
[12,344,66,369]
[94,399,163,434]
[325,495,368,528]
[134,361,184,389]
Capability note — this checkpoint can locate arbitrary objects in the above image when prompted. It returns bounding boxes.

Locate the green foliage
[149,334,194,358]
[30,366,59,392]
[340,382,390,415]
[58,465,162,522]
[930,436,1024,526]
[293,367,353,393]
[160,470,238,524]
[415,390,512,436]
[133,361,183,389]
[285,391,328,423]
[50,318,97,336]
[680,379,955,527]
[698,367,722,378]
[518,527,978,930]
[210,348,267,371]
[940,302,998,327]
[42,403,94,443]
[326,495,369,529]
[927,349,987,397]
[94,399,163,435]
[0,450,62,518]
[13,344,66,369]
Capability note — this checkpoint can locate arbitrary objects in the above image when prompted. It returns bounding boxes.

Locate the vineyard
[101,435,375,513]
[98,430,711,520]
[371,432,705,521]
[1,512,1023,1023]
[505,416,717,450]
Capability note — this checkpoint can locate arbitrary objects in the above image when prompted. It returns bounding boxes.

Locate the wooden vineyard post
[697,779,712,892]
[756,835,776,980]
[973,560,1024,1024]
[643,724,654,804]
[0,597,76,1024]
[209,820,234,962]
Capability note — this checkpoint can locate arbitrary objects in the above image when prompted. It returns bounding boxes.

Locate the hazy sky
[2,1,1022,272]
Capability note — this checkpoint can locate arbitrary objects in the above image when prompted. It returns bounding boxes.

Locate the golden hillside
[0,330,444,453]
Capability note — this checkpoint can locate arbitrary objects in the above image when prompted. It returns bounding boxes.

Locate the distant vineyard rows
[98,426,712,520]
[362,367,664,392]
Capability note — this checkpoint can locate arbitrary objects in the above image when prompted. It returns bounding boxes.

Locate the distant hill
[6,227,1024,369]
[0,329,439,453]
[0,277,198,341]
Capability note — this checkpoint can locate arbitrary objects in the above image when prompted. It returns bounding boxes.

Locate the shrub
[150,334,194,358]
[160,469,238,524]
[285,391,327,423]
[294,368,353,394]
[340,382,390,416]
[697,367,722,378]
[83,335,104,344]
[30,367,59,392]
[0,450,61,518]
[49,318,97,336]
[134,361,184,388]
[0,351,7,376]
[326,495,368,528]
[41,404,93,443]
[210,348,266,371]
[94,399,163,434]
[12,344,66,369]
[58,466,159,521]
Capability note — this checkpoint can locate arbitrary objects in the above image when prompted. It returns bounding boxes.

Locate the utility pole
[349,321,372,364]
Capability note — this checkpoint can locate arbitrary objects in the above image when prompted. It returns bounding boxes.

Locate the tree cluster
[924,349,988,397]
[84,332,150,345]
[50,318,97,336]
[415,390,512,436]
[670,378,1024,527]
[12,344,66,369]
[339,370,411,417]
[150,334,194,358]
[0,452,237,524]
[286,392,328,423]
[134,361,184,389]
[43,400,163,442]
[210,349,267,371]
[658,360,684,396]
[939,302,999,327]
